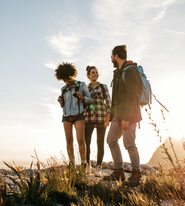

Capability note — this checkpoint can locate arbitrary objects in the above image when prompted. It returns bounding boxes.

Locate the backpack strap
[75,81,81,92]
[62,81,82,114]
[75,81,81,115]
[122,65,144,107]
[61,85,68,106]
[152,93,169,113]
[121,65,137,83]
[99,83,106,100]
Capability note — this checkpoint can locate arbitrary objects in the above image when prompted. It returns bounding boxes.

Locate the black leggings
[85,123,106,165]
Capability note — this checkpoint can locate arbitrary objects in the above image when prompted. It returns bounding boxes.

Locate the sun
[152,74,185,140]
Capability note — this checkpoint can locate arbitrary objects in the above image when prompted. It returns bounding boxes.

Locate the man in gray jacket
[103,45,142,187]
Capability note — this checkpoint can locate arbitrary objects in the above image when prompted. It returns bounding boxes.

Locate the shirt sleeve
[81,82,92,104]
[60,87,64,108]
[103,84,111,113]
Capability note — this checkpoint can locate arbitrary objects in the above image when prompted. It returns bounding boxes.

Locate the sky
[0,0,185,168]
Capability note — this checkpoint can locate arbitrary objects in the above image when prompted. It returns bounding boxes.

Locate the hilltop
[147,137,184,168]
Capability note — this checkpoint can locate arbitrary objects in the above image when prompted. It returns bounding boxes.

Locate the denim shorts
[62,113,85,124]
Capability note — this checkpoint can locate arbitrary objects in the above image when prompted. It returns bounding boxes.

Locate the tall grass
[0,155,184,205]
[144,108,185,203]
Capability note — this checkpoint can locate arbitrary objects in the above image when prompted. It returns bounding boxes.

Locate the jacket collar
[120,60,134,70]
[64,79,78,90]
[113,60,134,73]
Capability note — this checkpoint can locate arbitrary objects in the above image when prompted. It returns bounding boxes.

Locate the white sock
[81,160,86,164]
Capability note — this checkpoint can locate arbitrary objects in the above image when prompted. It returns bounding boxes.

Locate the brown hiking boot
[103,169,125,181]
[123,168,141,187]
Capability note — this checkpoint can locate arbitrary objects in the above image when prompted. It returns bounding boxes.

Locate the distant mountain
[0,150,60,169]
[147,138,185,168]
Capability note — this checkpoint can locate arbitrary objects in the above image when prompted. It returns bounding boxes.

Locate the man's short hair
[112,45,127,60]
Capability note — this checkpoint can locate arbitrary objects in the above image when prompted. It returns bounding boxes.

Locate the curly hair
[54,62,77,80]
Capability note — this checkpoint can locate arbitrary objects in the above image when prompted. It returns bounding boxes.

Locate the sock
[81,160,86,164]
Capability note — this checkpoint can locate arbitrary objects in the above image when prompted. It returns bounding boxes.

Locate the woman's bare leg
[63,122,75,161]
[74,120,86,161]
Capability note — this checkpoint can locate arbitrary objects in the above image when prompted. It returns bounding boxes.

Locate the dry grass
[0,109,185,205]
[0,155,184,206]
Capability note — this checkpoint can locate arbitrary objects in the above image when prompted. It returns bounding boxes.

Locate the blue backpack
[122,65,169,112]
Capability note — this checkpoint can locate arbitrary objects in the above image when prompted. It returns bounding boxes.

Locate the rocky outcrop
[147,138,184,168]
[90,160,158,175]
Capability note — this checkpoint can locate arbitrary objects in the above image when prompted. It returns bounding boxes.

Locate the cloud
[44,31,83,69]
[154,0,176,7]
[91,0,151,60]
[43,0,180,81]
[35,85,62,125]
[152,0,176,20]
[91,0,132,22]
[43,62,58,70]
[152,7,167,21]
[164,29,185,35]
[90,0,178,62]
[47,32,80,58]
[92,0,176,24]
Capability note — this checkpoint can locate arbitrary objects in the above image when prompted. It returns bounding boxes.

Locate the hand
[57,96,63,105]
[121,120,129,130]
[75,91,85,102]
[104,113,110,127]
[104,120,109,127]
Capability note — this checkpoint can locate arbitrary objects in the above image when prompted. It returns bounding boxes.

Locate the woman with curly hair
[85,66,111,176]
[55,62,91,167]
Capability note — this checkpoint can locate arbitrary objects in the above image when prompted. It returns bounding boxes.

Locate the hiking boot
[94,165,102,177]
[81,162,86,170]
[103,169,125,181]
[123,168,141,187]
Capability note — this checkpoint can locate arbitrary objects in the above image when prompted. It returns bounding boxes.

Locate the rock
[107,161,114,169]
[90,161,158,175]
[147,138,184,168]
[123,162,132,172]
[140,164,158,175]
[90,160,97,167]
[101,161,108,169]
[90,161,115,169]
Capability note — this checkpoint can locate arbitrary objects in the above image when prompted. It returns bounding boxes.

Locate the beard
[112,59,118,68]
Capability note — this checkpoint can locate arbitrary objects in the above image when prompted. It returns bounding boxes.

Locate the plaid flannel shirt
[85,83,111,123]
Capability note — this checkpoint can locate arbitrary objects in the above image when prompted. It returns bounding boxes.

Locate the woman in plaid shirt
[85,66,111,176]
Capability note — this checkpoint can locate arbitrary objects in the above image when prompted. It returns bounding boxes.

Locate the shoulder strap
[62,85,67,93]
[75,81,81,92]
[152,93,169,113]
[75,81,81,115]
[99,83,106,100]
[122,65,137,83]
[61,85,67,104]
